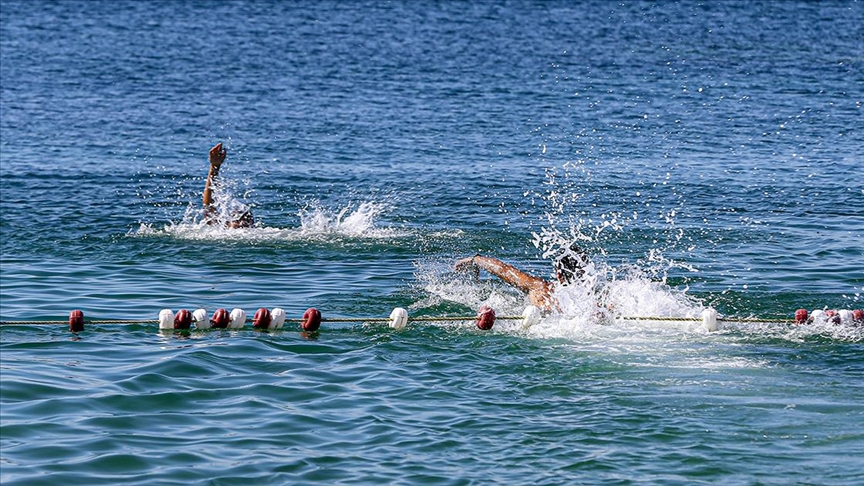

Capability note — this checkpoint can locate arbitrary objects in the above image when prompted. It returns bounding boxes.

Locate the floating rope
[0,306,860,332]
[0,319,162,326]
[0,315,524,326]
[617,316,794,324]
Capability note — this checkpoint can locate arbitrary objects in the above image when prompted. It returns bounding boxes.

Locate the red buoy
[794,309,808,325]
[301,308,322,332]
[852,309,864,325]
[69,310,84,332]
[253,307,272,329]
[211,308,230,328]
[174,309,193,329]
[476,306,495,330]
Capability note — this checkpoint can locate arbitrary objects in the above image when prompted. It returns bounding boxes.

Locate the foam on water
[415,157,864,346]
[132,199,408,242]
[445,155,710,340]
[295,200,400,238]
[419,256,702,328]
[417,244,864,344]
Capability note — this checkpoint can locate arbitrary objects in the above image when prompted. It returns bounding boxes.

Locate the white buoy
[389,307,408,330]
[521,306,542,329]
[229,308,246,329]
[159,309,174,330]
[701,307,718,332]
[810,309,825,325]
[838,310,852,325]
[193,308,210,329]
[270,307,286,329]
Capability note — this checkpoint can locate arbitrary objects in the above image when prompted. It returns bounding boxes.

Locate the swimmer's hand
[209,142,226,168]
[454,256,476,272]
[454,256,481,281]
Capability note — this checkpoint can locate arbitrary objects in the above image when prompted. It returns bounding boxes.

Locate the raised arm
[203,142,226,208]
[455,256,547,294]
[455,255,557,310]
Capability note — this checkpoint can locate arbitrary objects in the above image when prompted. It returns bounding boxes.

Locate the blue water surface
[2,1,863,484]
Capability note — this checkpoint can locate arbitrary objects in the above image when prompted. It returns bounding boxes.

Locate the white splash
[131,200,407,241]
[295,200,397,238]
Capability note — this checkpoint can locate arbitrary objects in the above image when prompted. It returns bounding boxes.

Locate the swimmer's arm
[203,143,226,207]
[455,256,547,294]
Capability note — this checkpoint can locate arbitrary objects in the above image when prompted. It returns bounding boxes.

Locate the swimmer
[454,244,589,311]
[202,142,254,228]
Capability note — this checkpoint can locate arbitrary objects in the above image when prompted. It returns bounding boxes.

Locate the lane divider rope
[1,307,860,331]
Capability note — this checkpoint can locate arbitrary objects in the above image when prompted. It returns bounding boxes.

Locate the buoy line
[0,316,526,326]
[1,307,861,332]
[0,316,781,325]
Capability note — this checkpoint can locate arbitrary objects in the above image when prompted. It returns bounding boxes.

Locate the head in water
[228,208,254,229]
[554,244,588,285]
[202,206,254,228]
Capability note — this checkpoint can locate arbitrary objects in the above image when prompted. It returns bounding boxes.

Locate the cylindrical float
[229,308,246,329]
[193,309,210,329]
[301,308,322,332]
[476,306,495,330]
[270,308,286,329]
[838,310,852,326]
[174,309,193,329]
[159,309,175,330]
[809,309,825,325]
[253,307,272,329]
[211,308,230,328]
[521,306,542,329]
[389,307,408,330]
[69,310,84,332]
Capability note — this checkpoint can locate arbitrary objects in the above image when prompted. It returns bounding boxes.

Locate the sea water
[1,1,863,484]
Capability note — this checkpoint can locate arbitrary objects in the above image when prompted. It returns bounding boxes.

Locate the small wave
[130,201,411,242]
